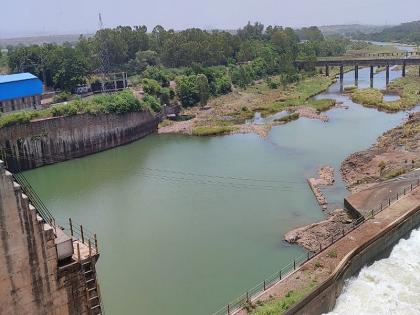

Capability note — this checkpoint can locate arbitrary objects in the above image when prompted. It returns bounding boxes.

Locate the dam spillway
[326,228,420,315]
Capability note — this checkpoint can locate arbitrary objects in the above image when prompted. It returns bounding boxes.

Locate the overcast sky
[1,0,419,38]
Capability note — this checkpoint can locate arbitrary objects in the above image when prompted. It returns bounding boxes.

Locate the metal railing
[213,177,420,315]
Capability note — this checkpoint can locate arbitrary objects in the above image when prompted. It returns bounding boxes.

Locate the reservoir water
[326,228,420,315]
[24,57,417,314]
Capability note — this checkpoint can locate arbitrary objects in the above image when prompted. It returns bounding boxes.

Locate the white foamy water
[326,228,420,315]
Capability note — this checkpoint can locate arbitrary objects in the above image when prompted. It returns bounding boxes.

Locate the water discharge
[326,228,420,315]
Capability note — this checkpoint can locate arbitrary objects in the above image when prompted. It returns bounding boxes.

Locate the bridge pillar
[402,62,406,77]
[370,66,374,88]
[354,65,359,86]
[339,65,344,82]
[325,64,329,77]
[386,65,390,85]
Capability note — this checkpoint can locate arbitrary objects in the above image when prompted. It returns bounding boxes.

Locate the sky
[1,0,420,38]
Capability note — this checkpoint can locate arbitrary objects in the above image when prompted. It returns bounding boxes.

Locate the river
[23,49,417,314]
[326,228,420,315]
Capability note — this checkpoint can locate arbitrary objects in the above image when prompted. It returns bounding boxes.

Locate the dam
[327,227,420,315]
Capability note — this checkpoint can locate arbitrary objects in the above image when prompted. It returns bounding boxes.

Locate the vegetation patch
[327,249,337,258]
[307,99,336,113]
[350,74,420,112]
[343,86,357,93]
[192,125,236,136]
[0,90,154,128]
[384,168,407,179]
[274,113,299,124]
[250,281,318,315]
[351,88,384,106]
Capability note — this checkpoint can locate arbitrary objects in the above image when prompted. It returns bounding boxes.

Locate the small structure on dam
[0,160,104,314]
[345,169,420,218]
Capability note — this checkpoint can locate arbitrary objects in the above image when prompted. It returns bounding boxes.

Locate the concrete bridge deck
[295,57,420,67]
[233,178,420,315]
[295,55,420,85]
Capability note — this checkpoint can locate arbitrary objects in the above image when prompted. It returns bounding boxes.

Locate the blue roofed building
[0,73,43,113]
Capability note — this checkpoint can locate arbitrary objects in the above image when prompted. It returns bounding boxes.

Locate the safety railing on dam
[213,177,420,315]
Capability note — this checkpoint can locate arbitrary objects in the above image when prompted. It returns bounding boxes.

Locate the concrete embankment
[237,181,420,315]
[285,186,420,315]
[0,111,158,171]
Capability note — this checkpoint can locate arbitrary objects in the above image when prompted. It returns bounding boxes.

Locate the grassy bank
[248,281,318,315]
[349,72,420,112]
[0,91,155,128]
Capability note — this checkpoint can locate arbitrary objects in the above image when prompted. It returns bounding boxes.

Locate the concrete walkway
[236,185,420,314]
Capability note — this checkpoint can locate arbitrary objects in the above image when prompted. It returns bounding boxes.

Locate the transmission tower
[98,13,111,91]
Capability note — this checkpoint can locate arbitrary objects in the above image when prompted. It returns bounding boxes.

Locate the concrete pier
[354,65,359,86]
[370,66,374,88]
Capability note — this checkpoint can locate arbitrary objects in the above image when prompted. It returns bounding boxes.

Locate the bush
[50,102,79,117]
[143,94,161,113]
[53,92,72,103]
[267,79,280,89]
[176,75,200,107]
[142,78,161,96]
[327,250,337,258]
[0,111,40,127]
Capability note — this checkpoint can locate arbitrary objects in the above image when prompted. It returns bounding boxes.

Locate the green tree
[196,74,209,107]
[175,75,200,107]
[142,78,161,96]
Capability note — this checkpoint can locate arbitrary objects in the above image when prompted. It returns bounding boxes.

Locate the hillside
[354,21,420,44]
[0,34,93,48]
[319,24,389,37]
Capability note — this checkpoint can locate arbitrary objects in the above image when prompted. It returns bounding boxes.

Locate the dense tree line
[7,23,348,107]
[352,21,420,44]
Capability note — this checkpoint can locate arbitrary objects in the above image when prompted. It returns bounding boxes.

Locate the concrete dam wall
[0,161,99,314]
[0,111,158,171]
[285,189,420,315]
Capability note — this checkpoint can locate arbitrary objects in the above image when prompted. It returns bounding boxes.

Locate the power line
[0,148,304,191]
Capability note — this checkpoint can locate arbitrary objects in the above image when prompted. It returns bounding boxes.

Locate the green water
[24,67,415,315]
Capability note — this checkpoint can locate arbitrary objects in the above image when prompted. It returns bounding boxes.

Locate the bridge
[295,52,420,86]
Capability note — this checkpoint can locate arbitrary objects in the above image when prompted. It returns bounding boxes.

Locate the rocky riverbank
[284,209,354,252]
[307,166,335,210]
[341,111,420,192]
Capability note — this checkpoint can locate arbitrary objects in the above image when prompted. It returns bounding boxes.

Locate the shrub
[50,102,79,117]
[327,249,337,258]
[53,91,72,103]
[0,111,39,127]
[143,94,161,113]
[192,125,235,136]
[142,78,161,96]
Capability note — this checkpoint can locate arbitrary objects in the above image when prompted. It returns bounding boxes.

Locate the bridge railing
[212,177,420,315]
